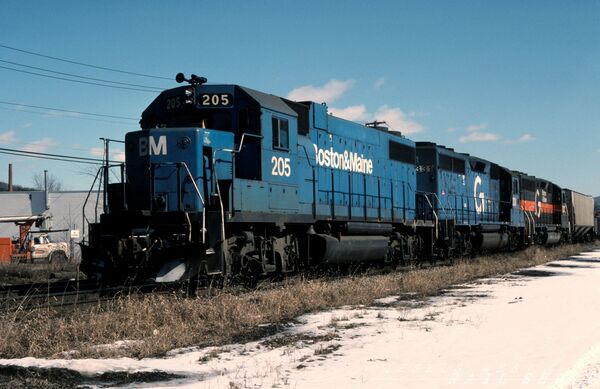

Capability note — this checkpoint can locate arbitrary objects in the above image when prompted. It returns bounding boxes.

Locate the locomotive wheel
[241,254,263,288]
[48,250,68,263]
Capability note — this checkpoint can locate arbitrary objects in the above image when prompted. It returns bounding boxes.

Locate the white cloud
[0,131,16,145]
[328,104,425,135]
[287,79,354,103]
[408,111,427,118]
[373,77,385,89]
[456,122,501,143]
[516,133,535,143]
[328,105,370,122]
[89,147,124,161]
[112,151,125,162]
[466,123,488,132]
[23,138,57,153]
[503,133,536,144]
[373,105,425,134]
[459,131,500,143]
[447,127,458,133]
[89,147,104,157]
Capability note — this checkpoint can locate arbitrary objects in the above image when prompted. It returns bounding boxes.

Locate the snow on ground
[3,249,600,388]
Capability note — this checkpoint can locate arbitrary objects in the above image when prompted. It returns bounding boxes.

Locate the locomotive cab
[138,82,303,216]
[84,79,308,282]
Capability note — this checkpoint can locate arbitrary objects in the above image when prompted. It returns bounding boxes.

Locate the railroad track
[1,244,578,313]
[0,278,193,312]
[0,266,374,313]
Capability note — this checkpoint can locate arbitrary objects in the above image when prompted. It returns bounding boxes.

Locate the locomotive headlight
[154,195,167,211]
[178,136,191,149]
[184,88,194,105]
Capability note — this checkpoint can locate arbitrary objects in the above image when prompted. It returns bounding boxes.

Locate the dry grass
[0,244,594,360]
[0,261,81,285]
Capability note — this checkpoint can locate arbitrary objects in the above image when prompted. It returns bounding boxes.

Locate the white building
[0,191,104,260]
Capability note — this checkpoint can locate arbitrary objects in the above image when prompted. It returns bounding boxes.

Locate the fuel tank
[310,234,389,265]
[471,232,509,250]
[541,231,562,245]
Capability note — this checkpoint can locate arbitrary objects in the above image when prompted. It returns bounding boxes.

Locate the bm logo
[139,136,167,156]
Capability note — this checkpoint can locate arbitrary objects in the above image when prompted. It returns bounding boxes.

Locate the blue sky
[1,1,599,194]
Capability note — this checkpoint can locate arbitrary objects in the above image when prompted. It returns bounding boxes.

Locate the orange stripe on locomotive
[520,200,561,214]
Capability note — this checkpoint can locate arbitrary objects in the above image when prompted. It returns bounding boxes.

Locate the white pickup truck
[30,233,70,262]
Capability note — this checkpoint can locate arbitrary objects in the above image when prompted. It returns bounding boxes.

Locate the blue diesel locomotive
[80,75,595,283]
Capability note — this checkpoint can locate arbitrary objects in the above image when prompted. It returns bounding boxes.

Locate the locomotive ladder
[422,194,439,240]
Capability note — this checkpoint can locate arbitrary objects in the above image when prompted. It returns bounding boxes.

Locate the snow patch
[2,249,600,388]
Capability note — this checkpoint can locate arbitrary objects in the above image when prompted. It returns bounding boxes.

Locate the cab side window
[272,117,289,150]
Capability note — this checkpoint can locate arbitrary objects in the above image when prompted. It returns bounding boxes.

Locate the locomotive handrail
[214,134,262,255]
[179,162,206,244]
[524,210,536,241]
[211,150,227,252]
[419,192,513,229]
[431,192,454,223]
[422,193,439,240]
[562,202,571,233]
[81,166,103,244]
[431,193,454,241]
[406,182,421,220]
[297,144,315,167]
[222,132,263,154]
[151,161,206,244]
[524,210,531,240]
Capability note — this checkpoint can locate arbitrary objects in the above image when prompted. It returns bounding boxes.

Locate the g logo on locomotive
[474,175,486,214]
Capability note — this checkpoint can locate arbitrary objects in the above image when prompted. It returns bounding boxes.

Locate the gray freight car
[563,189,595,242]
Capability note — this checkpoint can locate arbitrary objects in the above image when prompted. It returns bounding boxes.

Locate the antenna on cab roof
[175,73,207,86]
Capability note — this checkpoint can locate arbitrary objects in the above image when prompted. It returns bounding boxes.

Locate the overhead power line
[0,59,165,91]
[0,43,172,80]
[0,64,160,93]
[0,150,101,165]
[0,147,121,165]
[0,101,138,121]
[0,106,135,126]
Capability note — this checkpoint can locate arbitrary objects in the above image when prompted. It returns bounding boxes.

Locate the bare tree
[32,171,64,192]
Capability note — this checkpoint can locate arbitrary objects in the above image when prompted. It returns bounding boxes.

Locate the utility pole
[44,169,49,210]
[8,163,13,192]
[100,138,109,214]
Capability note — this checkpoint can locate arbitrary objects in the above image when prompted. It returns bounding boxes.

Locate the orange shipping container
[0,237,12,263]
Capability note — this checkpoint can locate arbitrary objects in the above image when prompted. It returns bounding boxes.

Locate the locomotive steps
[0,243,595,361]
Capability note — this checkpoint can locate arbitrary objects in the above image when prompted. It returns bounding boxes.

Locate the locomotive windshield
[162,109,232,131]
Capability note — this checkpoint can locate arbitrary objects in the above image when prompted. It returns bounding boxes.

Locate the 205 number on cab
[271,156,291,177]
